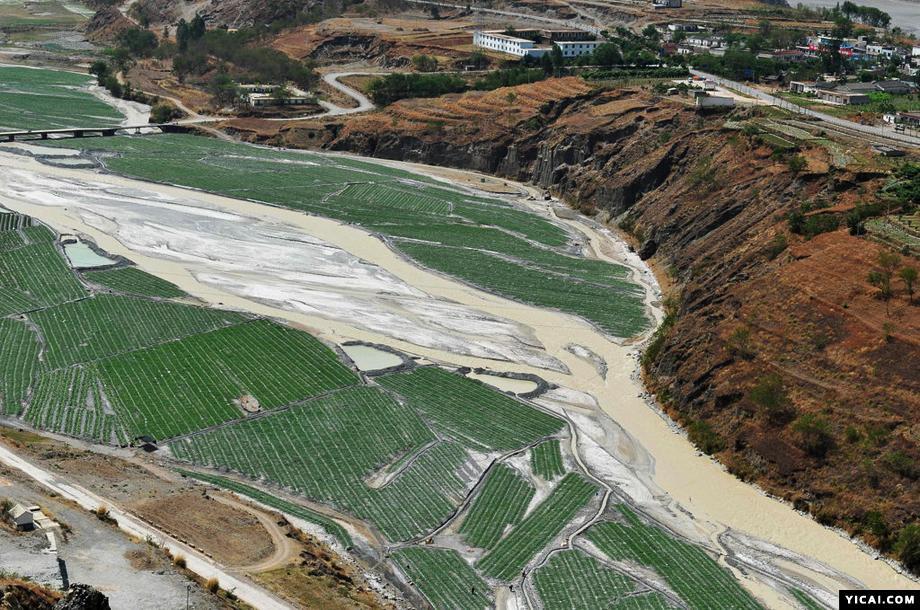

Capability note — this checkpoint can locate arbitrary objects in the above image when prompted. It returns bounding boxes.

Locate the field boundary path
[690,68,920,148]
[0,441,294,610]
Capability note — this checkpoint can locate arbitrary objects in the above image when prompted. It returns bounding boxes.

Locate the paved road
[0,442,293,610]
[690,69,920,148]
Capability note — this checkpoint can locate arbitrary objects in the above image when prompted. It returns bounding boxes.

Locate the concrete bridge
[0,123,185,143]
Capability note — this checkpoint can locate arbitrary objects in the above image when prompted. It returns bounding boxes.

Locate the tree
[868,250,901,302]
[540,52,554,75]
[89,60,109,82]
[900,266,917,303]
[271,86,292,104]
[150,103,177,124]
[209,72,240,107]
[593,43,622,67]
[642,25,660,42]
[411,54,438,72]
[176,19,190,52]
[551,44,564,73]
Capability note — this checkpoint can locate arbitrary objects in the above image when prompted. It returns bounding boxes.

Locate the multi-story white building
[472,29,600,59]
[472,31,550,58]
[554,40,603,58]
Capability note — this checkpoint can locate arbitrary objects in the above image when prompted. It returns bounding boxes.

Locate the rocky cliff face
[295,78,920,561]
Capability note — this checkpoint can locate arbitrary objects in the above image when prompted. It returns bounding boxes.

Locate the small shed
[8,503,34,530]
[134,435,159,452]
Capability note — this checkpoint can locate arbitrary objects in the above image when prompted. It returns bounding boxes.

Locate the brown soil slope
[299,78,920,560]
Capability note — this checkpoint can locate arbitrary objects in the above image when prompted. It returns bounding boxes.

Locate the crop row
[0,213,31,232]
[97,319,359,440]
[533,549,638,610]
[0,319,41,416]
[0,67,121,131]
[392,546,491,610]
[394,241,649,338]
[377,367,564,452]
[24,366,128,445]
[531,439,565,480]
[477,473,598,581]
[334,183,452,215]
[169,387,473,541]
[586,506,762,610]
[0,242,86,308]
[458,463,534,550]
[33,293,245,369]
[84,267,186,299]
[176,469,353,548]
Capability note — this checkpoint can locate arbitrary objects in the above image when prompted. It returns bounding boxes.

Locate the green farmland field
[84,267,186,298]
[170,387,468,541]
[25,365,128,445]
[32,294,245,369]
[478,473,598,581]
[0,242,86,308]
[0,318,41,416]
[97,319,359,440]
[377,367,564,451]
[533,549,674,610]
[459,463,534,550]
[587,506,762,610]
[393,547,491,610]
[46,133,651,337]
[531,439,565,479]
[0,66,121,131]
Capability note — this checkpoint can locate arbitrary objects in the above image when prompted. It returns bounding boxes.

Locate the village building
[8,503,34,531]
[473,28,599,59]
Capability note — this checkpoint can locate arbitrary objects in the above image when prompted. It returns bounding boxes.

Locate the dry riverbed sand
[0,144,915,608]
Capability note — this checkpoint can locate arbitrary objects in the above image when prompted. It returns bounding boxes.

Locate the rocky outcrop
[53,586,109,610]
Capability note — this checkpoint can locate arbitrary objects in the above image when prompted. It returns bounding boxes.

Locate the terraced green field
[393,547,491,610]
[170,387,466,540]
[46,133,651,337]
[33,294,245,369]
[531,439,565,479]
[84,267,185,298]
[0,66,121,131]
[376,367,564,451]
[459,463,534,550]
[24,365,128,445]
[176,469,353,548]
[586,506,762,610]
[0,242,86,308]
[533,549,673,610]
[0,318,41,415]
[478,473,598,581]
[98,319,359,440]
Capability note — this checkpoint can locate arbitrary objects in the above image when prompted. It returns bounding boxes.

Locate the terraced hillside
[45,134,650,338]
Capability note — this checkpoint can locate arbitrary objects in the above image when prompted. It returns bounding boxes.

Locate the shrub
[173,554,186,568]
[766,234,787,260]
[787,154,806,173]
[792,414,834,458]
[749,374,794,424]
[727,326,754,359]
[687,420,725,454]
[896,524,920,576]
[883,450,918,480]
[205,577,219,593]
